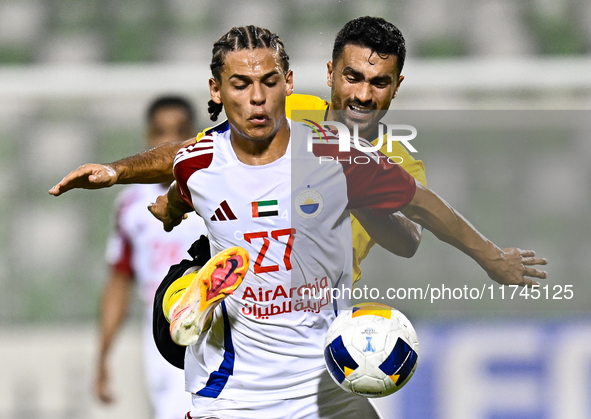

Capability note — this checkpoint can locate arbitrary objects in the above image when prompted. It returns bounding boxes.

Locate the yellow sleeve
[351,137,427,283]
[285,94,330,120]
[386,141,427,187]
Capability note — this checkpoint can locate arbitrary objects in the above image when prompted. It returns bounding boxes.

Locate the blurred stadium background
[0,0,590,418]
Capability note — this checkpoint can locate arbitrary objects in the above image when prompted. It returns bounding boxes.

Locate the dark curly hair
[208,25,290,121]
[332,16,406,76]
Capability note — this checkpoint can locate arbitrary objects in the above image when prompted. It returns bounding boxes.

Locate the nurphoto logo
[305,120,418,154]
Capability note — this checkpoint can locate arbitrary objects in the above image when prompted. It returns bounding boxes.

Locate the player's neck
[230,118,290,166]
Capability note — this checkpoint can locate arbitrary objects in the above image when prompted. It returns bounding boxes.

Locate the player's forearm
[401,183,503,270]
[351,209,421,258]
[110,139,191,184]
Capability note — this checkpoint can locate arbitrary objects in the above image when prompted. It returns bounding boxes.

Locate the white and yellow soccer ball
[324,302,419,398]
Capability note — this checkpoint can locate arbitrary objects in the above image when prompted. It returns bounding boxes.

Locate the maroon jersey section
[173,137,214,208]
[312,134,416,214]
[109,189,137,278]
[111,238,133,277]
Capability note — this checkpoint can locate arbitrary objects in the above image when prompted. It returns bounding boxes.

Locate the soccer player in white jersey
[144,25,547,419]
[95,96,207,419]
[48,17,424,270]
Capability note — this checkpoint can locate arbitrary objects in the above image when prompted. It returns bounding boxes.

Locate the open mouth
[249,114,270,125]
[347,104,373,119]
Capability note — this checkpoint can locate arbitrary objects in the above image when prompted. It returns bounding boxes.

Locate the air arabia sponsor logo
[240,276,331,319]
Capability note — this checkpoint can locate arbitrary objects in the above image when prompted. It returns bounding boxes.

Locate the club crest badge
[295,188,324,219]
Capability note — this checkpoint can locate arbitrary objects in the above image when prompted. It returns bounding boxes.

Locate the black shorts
[152,235,211,369]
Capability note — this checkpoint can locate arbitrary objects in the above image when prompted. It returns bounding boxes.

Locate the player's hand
[486,248,548,287]
[148,193,188,232]
[48,163,118,196]
[95,363,115,404]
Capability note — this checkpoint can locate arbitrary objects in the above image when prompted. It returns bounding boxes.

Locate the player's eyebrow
[342,67,393,84]
[260,70,281,81]
[342,66,364,79]
[228,70,280,83]
[369,75,393,85]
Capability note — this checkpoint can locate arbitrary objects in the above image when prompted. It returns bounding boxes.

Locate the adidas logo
[211,200,237,221]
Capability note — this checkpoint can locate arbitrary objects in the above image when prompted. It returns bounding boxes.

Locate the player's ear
[284,70,294,96]
[209,78,222,104]
[326,61,333,88]
[392,75,404,99]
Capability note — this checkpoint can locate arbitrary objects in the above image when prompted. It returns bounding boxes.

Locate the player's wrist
[105,163,123,184]
[475,243,505,276]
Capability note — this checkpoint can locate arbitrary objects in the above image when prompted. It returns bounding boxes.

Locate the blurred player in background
[95,96,206,419]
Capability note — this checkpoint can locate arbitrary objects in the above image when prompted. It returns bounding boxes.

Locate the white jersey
[105,183,207,417]
[173,120,416,401]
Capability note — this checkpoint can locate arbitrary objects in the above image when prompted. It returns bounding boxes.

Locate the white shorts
[185,386,382,419]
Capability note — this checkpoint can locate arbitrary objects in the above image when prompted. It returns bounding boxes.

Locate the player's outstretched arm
[48,139,193,196]
[400,183,548,286]
[351,209,421,258]
[148,181,192,232]
[48,163,118,196]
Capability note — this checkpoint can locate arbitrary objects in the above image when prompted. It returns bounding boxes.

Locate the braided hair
[208,26,290,121]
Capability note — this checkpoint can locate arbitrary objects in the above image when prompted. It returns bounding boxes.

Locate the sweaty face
[209,48,293,143]
[328,44,403,139]
[147,107,194,148]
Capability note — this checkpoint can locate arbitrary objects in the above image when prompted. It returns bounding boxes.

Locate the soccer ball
[324,302,419,398]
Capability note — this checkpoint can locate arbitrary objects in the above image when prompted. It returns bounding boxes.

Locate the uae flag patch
[251,200,279,218]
